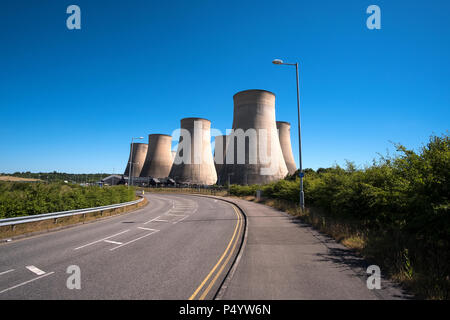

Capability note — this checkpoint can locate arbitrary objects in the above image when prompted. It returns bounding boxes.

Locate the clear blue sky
[0,0,449,173]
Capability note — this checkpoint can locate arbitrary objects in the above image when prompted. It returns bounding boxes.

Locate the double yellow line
[188,204,244,300]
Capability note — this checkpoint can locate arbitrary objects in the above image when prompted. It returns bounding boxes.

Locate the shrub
[0,182,135,218]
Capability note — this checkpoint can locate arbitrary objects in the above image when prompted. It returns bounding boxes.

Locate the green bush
[229,133,450,298]
[0,182,135,219]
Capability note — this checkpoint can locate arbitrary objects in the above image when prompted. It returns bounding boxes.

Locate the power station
[140,134,174,178]
[218,89,288,185]
[122,89,298,186]
[169,117,217,185]
[214,135,228,185]
[124,142,148,178]
[276,121,297,175]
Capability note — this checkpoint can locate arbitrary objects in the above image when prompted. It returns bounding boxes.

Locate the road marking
[0,269,14,276]
[167,213,187,217]
[0,272,55,295]
[103,240,123,245]
[137,227,159,231]
[110,230,160,251]
[143,215,171,224]
[172,215,189,224]
[26,266,46,276]
[199,206,243,299]
[74,229,130,250]
[189,204,242,300]
[143,216,161,224]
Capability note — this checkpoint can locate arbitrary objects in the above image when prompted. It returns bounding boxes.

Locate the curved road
[0,193,407,300]
[0,194,244,299]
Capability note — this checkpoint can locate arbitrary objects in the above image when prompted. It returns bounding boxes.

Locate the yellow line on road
[199,206,243,300]
[188,203,243,300]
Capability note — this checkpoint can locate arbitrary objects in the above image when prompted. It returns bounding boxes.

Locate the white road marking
[143,211,173,224]
[103,240,123,245]
[0,269,14,276]
[172,215,189,224]
[110,230,160,251]
[0,272,55,295]
[26,266,46,276]
[143,216,161,224]
[138,227,159,231]
[167,213,187,217]
[74,229,130,250]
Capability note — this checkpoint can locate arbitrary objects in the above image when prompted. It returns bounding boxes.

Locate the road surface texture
[213,196,409,300]
[0,194,244,299]
[0,193,408,300]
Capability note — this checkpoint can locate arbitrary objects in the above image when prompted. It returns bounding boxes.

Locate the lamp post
[272,59,305,210]
[129,137,144,187]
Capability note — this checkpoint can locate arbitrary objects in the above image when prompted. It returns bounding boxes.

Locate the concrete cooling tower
[169,118,217,185]
[276,121,297,175]
[214,135,228,184]
[140,134,174,178]
[219,89,288,185]
[124,142,148,177]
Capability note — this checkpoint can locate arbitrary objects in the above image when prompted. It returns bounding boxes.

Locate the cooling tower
[276,121,297,175]
[140,134,173,178]
[124,142,148,177]
[214,135,228,184]
[219,89,288,185]
[169,118,217,185]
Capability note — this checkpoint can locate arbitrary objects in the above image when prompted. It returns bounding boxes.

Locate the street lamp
[272,58,305,210]
[129,136,144,187]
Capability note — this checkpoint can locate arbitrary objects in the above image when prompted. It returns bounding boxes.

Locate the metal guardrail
[0,197,145,227]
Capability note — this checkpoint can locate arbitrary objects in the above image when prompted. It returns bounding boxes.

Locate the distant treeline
[0,172,113,183]
[0,182,135,219]
[230,133,449,299]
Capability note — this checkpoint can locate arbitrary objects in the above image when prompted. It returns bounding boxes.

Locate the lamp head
[272,59,284,65]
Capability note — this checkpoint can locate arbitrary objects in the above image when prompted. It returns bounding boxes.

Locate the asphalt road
[0,194,244,299]
[0,193,408,300]
[215,197,408,300]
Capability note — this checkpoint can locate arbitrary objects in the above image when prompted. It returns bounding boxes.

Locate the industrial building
[140,134,174,178]
[124,142,148,178]
[121,89,296,186]
[169,117,217,185]
[218,89,288,185]
[214,135,228,185]
[100,174,123,186]
[276,121,297,175]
